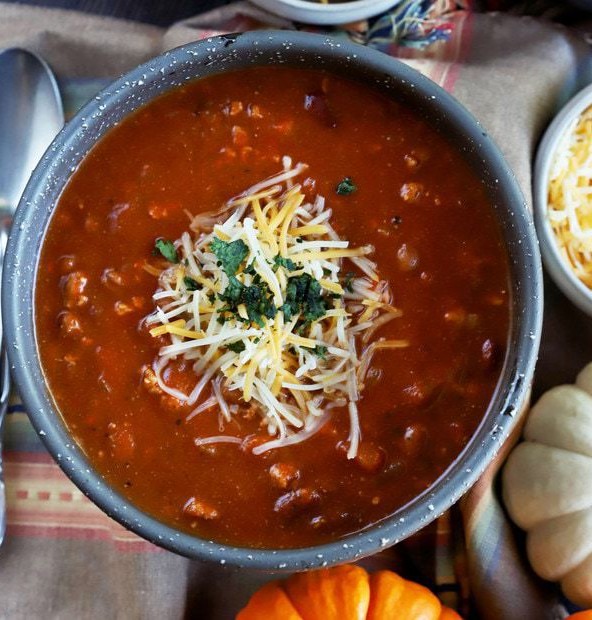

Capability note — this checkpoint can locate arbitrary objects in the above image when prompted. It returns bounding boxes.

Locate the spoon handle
[0,221,11,545]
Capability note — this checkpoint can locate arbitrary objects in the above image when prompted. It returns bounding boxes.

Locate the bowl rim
[249,0,402,24]
[3,30,543,570]
[534,82,592,317]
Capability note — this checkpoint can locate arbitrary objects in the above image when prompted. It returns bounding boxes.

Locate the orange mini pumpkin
[237,565,462,620]
[568,613,592,619]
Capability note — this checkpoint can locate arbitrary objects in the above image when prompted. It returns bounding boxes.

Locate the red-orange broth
[35,67,510,548]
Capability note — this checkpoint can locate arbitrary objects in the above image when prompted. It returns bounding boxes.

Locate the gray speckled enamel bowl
[3,31,543,570]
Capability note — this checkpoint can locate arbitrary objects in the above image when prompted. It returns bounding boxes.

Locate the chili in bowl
[3,31,542,569]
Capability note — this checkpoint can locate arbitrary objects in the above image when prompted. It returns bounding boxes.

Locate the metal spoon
[0,48,63,544]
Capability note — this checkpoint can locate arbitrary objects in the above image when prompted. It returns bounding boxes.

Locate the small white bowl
[249,0,403,25]
[534,82,592,317]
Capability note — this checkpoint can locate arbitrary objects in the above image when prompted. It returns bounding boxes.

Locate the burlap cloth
[0,2,591,619]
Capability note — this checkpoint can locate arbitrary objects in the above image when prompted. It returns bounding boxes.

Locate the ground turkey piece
[183,497,220,520]
[58,311,83,339]
[269,463,300,490]
[62,271,88,308]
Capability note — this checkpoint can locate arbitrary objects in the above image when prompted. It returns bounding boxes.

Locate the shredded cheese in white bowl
[548,107,592,286]
[535,83,592,317]
[143,157,408,459]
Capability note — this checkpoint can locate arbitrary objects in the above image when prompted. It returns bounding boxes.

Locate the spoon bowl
[0,48,63,212]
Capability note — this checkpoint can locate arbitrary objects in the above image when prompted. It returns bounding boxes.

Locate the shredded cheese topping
[144,157,408,458]
[548,105,592,287]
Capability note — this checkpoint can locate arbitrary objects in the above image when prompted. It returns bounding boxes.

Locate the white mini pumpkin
[503,362,592,607]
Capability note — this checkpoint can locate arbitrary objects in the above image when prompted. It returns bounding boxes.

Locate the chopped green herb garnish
[282,273,327,323]
[220,276,244,304]
[226,341,246,353]
[342,271,355,293]
[218,277,276,327]
[273,255,297,272]
[154,238,179,263]
[184,276,201,291]
[210,237,249,276]
[244,283,277,325]
[206,292,216,304]
[310,345,328,359]
[336,177,357,196]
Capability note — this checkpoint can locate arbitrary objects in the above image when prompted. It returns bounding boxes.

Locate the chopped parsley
[218,276,276,327]
[210,237,249,276]
[226,340,246,353]
[273,255,297,272]
[220,276,243,304]
[310,345,328,359]
[336,177,357,196]
[342,271,355,293]
[154,238,179,263]
[183,276,201,291]
[282,273,327,323]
